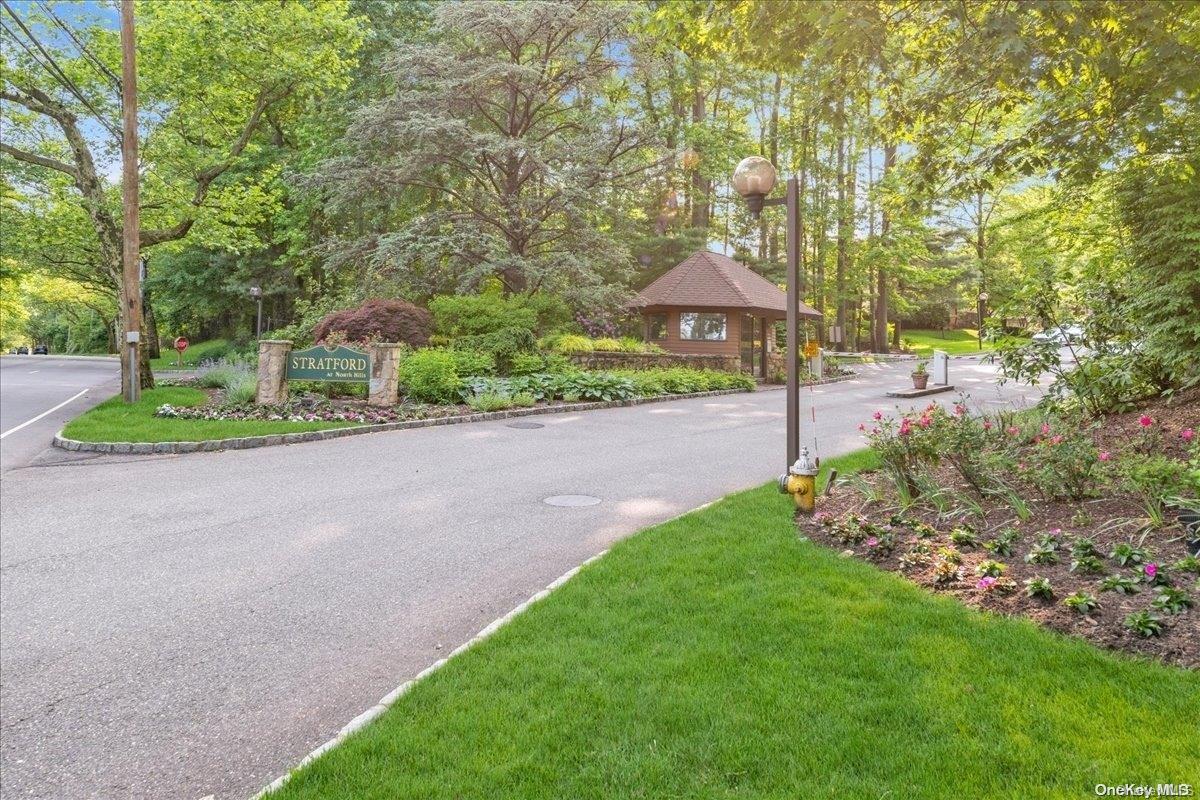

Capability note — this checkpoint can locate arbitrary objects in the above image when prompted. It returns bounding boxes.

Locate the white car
[1031,325,1083,345]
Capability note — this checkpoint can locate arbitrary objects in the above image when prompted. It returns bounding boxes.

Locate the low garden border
[52,387,755,456]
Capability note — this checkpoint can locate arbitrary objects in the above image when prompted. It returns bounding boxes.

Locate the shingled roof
[631,250,821,318]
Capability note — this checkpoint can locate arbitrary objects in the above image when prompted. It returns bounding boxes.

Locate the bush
[540,332,664,355]
[467,392,513,412]
[429,294,537,339]
[509,352,572,376]
[449,349,497,377]
[398,349,462,404]
[224,373,257,405]
[455,326,537,373]
[313,299,432,347]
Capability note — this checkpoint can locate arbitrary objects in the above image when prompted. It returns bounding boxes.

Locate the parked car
[32,344,49,355]
[16,346,29,354]
[1031,324,1083,345]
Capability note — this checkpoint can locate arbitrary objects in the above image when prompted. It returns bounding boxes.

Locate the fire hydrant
[778,447,819,513]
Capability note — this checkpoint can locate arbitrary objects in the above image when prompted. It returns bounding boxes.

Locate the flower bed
[801,391,1199,667]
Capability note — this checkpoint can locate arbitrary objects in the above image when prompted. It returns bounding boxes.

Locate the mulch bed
[800,390,1199,668]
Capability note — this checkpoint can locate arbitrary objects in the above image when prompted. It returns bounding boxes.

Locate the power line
[0,0,121,139]
[34,0,122,92]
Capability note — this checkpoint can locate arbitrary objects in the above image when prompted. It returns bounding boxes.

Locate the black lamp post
[977,291,989,350]
[732,156,803,471]
[249,284,263,339]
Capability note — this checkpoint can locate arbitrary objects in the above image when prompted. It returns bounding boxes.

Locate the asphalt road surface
[0,356,119,474]
[0,357,1043,800]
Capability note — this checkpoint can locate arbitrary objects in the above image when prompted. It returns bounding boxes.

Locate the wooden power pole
[120,0,141,402]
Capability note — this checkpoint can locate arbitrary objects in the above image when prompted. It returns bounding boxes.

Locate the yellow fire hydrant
[778,446,819,513]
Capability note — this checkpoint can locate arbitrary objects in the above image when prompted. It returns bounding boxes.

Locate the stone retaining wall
[565,351,741,373]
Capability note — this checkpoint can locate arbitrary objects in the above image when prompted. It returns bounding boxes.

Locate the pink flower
[872,410,883,421]
[1144,563,1158,579]
[976,577,997,591]
[1050,434,1064,445]
[918,415,932,429]
[1049,528,1061,536]
[983,421,993,431]
[899,418,912,437]
[1182,428,1195,443]
[1138,414,1154,428]
[1006,426,1020,436]
[866,537,879,547]
[953,404,966,417]
[872,427,880,435]
[1099,451,1112,461]
[1041,423,1052,436]
[858,423,867,431]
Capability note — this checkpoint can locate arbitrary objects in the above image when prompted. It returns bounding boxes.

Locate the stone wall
[566,351,742,374]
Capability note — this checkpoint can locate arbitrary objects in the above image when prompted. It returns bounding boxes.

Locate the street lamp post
[732,156,802,472]
[249,284,263,339]
[977,291,989,350]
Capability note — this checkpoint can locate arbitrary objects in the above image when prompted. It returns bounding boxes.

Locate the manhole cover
[507,421,545,429]
[543,494,602,507]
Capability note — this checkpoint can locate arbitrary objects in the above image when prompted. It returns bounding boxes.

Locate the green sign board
[286,344,370,383]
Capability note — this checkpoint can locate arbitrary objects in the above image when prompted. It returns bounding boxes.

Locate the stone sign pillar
[932,349,949,385]
[256,339,292,405]
[368,343,404,407]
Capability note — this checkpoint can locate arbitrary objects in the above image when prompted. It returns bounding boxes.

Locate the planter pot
[911,373,929,390]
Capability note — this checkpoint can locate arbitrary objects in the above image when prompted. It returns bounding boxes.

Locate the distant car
[1031,325,1083,345]
[16,346,29,354]
[32,344,48,355]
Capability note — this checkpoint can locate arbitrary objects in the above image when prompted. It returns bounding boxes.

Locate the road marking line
[0,389,88,440]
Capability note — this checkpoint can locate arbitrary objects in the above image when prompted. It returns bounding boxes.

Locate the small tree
[313,299,432,347]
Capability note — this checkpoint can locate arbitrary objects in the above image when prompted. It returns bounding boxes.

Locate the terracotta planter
[911,372,929,390]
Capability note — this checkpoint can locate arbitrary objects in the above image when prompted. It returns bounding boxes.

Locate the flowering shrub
[155,400,419,425]
[1017,415,1104,500]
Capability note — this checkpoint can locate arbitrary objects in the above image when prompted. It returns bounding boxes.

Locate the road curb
[52,387,755,456]
[251,547,613,798]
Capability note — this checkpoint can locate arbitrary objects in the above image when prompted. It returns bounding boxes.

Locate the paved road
[0,356,119,473]
[0,358,1042,800]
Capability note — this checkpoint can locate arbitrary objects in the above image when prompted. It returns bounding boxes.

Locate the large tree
[314,0,658,305]
[1,0,362,392]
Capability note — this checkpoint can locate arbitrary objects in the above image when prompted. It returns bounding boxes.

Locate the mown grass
[61,387,354,443]
[150,338,242,372]
[901,328,1031,356]
[267,451,1200,799]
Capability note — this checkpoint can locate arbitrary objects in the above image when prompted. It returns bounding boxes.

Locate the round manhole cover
[507,421,545,429]
[543,494,602,507]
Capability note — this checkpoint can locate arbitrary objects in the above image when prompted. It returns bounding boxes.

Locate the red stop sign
[174,337,189,353]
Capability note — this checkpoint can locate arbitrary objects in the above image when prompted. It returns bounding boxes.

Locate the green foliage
[1023,577,1054,600]
[1150,587,1192,616]
[1110,542,1150,568]
[1099,575,1140,595]
[453,327,537,373]
[466,392,514,413]
[428,294,538,339]
[1127,455,1200,504]
[1062,592,1100,614]
[448,349,497,377]
[398,349,463,404]
[540,333,665,355]
[1123,611,1163,638]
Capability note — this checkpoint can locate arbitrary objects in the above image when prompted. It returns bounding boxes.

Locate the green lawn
[900,328,1031,356]
[150,338,242,372]
[61,387,354,443]
[266,453,1199,799]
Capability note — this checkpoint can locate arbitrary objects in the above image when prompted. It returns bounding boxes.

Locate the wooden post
[120,0,141,402]
[785,176,800,469]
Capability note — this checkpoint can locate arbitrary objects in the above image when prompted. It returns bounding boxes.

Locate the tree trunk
[834,90,848,352]
[689,86,709,229]
[873,141,896,353]
[142,260,161,359]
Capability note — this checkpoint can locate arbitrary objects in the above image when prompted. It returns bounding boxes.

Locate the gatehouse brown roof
[631,250,821,319]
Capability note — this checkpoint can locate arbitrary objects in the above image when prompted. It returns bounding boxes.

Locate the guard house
[630,250,821,377]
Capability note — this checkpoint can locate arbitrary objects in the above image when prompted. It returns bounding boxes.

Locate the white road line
[0,389,88,440]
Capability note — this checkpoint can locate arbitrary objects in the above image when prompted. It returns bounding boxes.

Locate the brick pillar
[368,343,404,407]
[256,339,292,405]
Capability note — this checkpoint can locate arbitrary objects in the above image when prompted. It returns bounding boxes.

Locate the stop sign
[174,337,189,353]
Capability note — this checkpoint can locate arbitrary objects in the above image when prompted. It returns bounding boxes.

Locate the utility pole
[120,0,141,402]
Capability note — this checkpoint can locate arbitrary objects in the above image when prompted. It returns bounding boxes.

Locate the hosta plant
[1024,577,1054,600]
[1025,542,1060,565]
[1124,610,1163,637]
[1063,591,1101,614]
[949,525,979,547]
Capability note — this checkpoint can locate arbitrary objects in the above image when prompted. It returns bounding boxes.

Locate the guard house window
[646,313,668,340]
[679,312,727,341]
